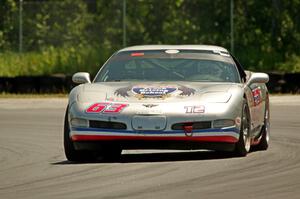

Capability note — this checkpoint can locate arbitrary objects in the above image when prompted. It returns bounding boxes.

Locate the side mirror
[72,72,91,84]
[247,72,269,86]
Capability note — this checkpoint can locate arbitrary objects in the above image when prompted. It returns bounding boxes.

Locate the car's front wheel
[64,107,95,162]
[64,107,122,162]
[234,100,251,156]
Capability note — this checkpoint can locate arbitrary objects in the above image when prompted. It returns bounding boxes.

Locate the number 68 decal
[86,102,128,114]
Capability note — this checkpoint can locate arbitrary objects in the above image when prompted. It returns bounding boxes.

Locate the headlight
[70,118,89,127]
[213,119,235,128]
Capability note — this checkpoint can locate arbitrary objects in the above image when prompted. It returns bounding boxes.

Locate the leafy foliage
[0,46,105,76]
[1,0,300,77]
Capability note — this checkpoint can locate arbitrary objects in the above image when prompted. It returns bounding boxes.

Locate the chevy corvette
[64,45,270,161]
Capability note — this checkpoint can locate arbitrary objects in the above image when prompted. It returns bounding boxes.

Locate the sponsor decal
[132,85,177,98]
[184,105,205,113]
[86,102,128,114]
[114,84,195,99]
[252,88,262,106]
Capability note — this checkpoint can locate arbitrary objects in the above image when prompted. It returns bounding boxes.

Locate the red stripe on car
[71,135,238,143]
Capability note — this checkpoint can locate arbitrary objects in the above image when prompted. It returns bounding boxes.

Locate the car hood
[76,82,241,104]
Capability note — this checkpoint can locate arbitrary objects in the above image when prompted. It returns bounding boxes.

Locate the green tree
[0,0,17,50]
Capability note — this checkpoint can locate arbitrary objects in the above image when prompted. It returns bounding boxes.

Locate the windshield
[94,50,241,83]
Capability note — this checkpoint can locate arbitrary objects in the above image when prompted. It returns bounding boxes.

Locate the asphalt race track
[0,96,300,199]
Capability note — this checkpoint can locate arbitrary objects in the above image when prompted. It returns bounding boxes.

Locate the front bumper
[70,127,239,143]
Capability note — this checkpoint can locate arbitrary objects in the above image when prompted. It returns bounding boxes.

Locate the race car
[64,45,270,161]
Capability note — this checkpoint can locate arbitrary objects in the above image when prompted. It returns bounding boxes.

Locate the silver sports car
[64,45,270,161]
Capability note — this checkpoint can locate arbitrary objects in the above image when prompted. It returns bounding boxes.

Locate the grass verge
[0,93,68,98]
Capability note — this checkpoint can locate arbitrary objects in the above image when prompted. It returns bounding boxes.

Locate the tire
[64,107,122,162]
[234,99,251,157]
[64,107,94,162]
[253,100,270,151]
